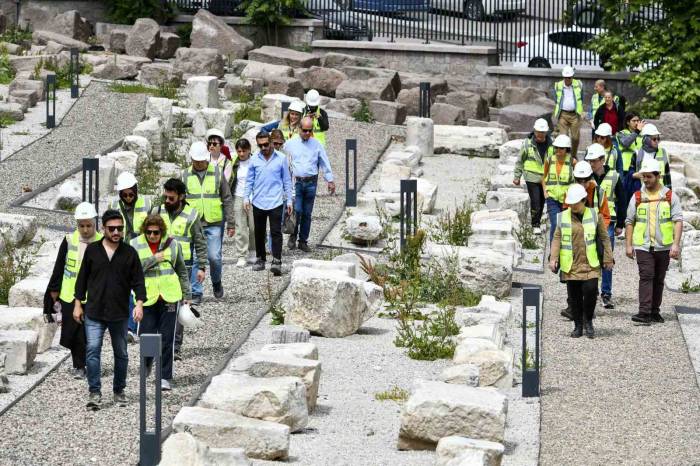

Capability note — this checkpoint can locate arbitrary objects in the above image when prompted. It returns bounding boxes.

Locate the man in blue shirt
[244,131,293,276]
[283,117,336,252]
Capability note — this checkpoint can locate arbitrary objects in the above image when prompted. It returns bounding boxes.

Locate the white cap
[74,202,97,220]
[305,89,321,107]
[573,160,593,178]
[205,128,225,141]
[639,158,661,173]
[552,134,571,149]
[533,118,549,132]
[189,141,210,162]
[640,123,660,137]
[288,100,305,114]
[584,143,606,160]
[565,183,588,204]
[115,172,137,191]
[594,123,612,137]
[562,65,575,78]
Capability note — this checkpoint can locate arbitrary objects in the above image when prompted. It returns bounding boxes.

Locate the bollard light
[45,73,56,128]
[70,48,79,98]
[345,139,357,207]
[139,334,162,466]
[522,286,541,397]
[399,179,418,253]
[280,100,291,119]
[82,158,100,216]
[418,82,431,119]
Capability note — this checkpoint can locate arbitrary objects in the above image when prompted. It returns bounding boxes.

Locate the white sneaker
[247,252,257,264]
[533,227,542,235]
[127,330,138,344]
[161,379,172,391]
[236,258,246,267]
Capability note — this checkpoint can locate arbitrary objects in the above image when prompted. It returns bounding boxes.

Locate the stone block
[434,125,507,158]
[175,47,225,79]
[125,18,160,59]
[399,72,448,96]
[431,102,467,126]
[8,89,37,108]
[261,93,302,122]
[121,135,151,161]
[157,32,180,60]
[241,61,294,85]
[46,10,92,42]
[436,436,505,466]
[406,117,434,158]
[133,118,166,160]
[321,52,376,69]
[457,323,504,349]
[267,76,304,99]
[0,329,39,374]
[108,30,127,53]
[145,97,173,132]
[291,258,355,279]
[192,108,234,138]
[379,163,411,193]
[325,97,361,117]
[0,212,37,244]
[369,100,406,125]
[0,305,56,353]
[260,342,318,360]
[0,102,24,121]
[295,66,347,96]
[160,432,251,466]
[471,209,521,230]
[191,9,254,58]
[485,190,530,225]
[248,46,320,68]
[416,177,438,214]
[269,325,310,344]
[335,78,395,102]
[90,62,138,80]
[436,91,488,121]
[186,76,219,109]
[139,63,182,87]
[341,66,401,95]
[345,214,383,245]
[498,104,551,133]
[32,30,89,51]
[438,364,480,386]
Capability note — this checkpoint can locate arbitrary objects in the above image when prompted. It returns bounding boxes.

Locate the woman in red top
[593,91,625,135]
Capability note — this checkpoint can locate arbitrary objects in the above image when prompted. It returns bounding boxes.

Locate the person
[304,89,330,147]
[244,131,293,276]
[593,123,622,173]
[593,91,625,136]
[283,116,336,252]
[550,184,614,339]
[616,113,643,209]
[131,214,191,391]
[182,141,235,302]
[625,159,683,325]
[232,138,256,267]
[45,202,102,379]
[513,118,552,235]
[206,128,233,188]
[632,123,672,189]
[542,134,576,244]
[270,129,292,253]
[261,100,305,141]
[153,178,207,360]
[553,65,584,156]
[73,209,146,410]
[587,143,626,309]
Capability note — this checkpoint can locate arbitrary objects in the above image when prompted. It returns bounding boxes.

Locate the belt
[561,110,577,114]
[296,175,318,182]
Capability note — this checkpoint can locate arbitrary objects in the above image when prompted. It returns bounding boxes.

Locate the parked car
[565,0,665,28]
[350,0,431,15]
[431,0,525,20]
[515,27,609,70]
[303,0,373,40]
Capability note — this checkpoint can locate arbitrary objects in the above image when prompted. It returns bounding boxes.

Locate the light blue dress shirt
[244,150,293,210]
[283,136,334,182]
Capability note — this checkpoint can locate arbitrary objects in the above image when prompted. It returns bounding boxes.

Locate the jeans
[525,181,545,228]
[567,278,598,324]
[85,315,128,394]
[254,205,283,262]
[139,300,177,381]
[545,198,563,244]
[294,178,318,243]
[601,224,615,296]
[190,224,223,297]
[636,249,670,315]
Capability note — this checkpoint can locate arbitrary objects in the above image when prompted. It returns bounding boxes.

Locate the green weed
[0,234,36,305]
[680,275,700,293]
[135,158,160,195]
[517,224,540,250]
[374,386,409,402]
[352,100,374,123]
[428,201,473,246]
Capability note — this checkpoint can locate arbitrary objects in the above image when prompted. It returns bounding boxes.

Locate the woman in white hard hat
[261,100,305,141]
[45,202,102,379]
[205,128,233,189]
[304,89,329,147]
[592,122,621,172]
[616,113,644,207]
[550,184,614,339]
[542,134,577,243]
[632,123,672,189]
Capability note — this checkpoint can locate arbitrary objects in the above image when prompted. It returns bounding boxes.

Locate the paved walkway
[539,238,700,464]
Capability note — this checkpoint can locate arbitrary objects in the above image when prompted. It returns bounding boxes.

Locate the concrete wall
[0,0,108,30]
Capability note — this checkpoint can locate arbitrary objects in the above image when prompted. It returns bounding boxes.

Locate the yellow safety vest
[554,79,584,119]
[616,129,641,172]
[545,154,574,202]
[599,170,619,220]
[604,146,619,171]
[108,196,152,241]
[522,139,553,176]
[159,204,199,263]
[183,164,223,224]
[308,108,326,147]
[590,94,620,118]
[632,189,674,248]
[558,207,600,273]
[635,148,669,178]
[59,230,103,303]
[131,235,183,306]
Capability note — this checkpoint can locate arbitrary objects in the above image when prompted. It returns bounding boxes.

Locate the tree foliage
[107,0,175,25]
[239,0,306,45]
[587,0,700,117]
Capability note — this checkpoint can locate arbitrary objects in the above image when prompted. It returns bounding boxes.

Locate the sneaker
[560,307,573,320]
[86,392,101,410]
[174,350,182,362]
[127,330,138,344]
[252,260,266,272]
[246,252,257,264]
[631,313,651,325]
[271,259,282,277]
[192,295,203,305]
[113,391,127,407]
[601,294,615,309]
[236,258,247,267]
[533,227,542,235]
[213,282,224,299]
[71,367,86,379]
[650,313,665,323]
[298,242,311,253]
[287,235,297,250]
[161,379,172,391]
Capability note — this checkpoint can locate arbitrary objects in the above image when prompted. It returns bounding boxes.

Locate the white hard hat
[594,123,613,137]
[288,100,305,114]
[205,128,225,141]
[115,172,138,191]
[562,65,575,78]
[305,89,321,107]
[640,123,660,137]
[584,143,606,160]
[565,183,587,204]
[177,303,202,329]
[639,158,662,174]
[552,134,571,149]
[74,201,97,220]
[189,141,210,162]
[533,118,549,132]
[573,160,593,178]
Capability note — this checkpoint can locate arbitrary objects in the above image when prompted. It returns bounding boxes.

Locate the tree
[588,0,700,117]
[106,0,175,25]
[239,0,306,45]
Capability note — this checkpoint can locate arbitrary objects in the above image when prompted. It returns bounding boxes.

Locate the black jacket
[593,102,625,133]
[74,240,147,321]
[592,166,626,230]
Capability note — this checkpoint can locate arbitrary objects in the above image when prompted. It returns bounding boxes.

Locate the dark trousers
[138,300,177,381]
[567,278,598,324]
[174,264,192,354]
[636,249,670,315]
[253,204,283,262]
[59,300,85,369]
[525,181,545,227]
[293,178,318,243]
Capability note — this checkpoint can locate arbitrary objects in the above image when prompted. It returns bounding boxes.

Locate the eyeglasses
[301,128,313,133]
[258,142,270,148]
[146,229,161,236]
[272,141,283,146]
[650,137,660,142]
[107,226,124,233]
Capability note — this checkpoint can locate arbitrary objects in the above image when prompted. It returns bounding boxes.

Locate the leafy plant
[270,303,286,325]
[475,177,490,205]
[394,304,458,361]
[34,57,92,89]
[0,49,15,85]
[108,82,178,99]
[0,116,16,128]
[176,23,193,47]
[239,0,306,45]
[0,25,32,44]
[135,158,160,195]
[107,0,175,25]
[428,201,473,246]
[352,100,374,123]
[374,386,409,402]
[517,224,540,250]
[0,234,36,305]
[680,276,700,294]
[234,96,263,123]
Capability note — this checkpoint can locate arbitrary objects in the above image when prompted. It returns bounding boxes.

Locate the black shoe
[287,235,297,250]
[270,259,282,277]
[87,392,102,410]
[601,294,614,309]
[584,320,595,339]
[113,391,127,407]
[298,241,311,253]
[561,307,573,320]
[650,313,665,323]
[213,282,224,299]
[192,295,202,305]
[174,351,182,361]
[631,313,651,325]
[570,324,583,338]
[252,260,266,272]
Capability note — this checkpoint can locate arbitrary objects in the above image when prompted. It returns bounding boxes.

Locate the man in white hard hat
[593,122,621,172]
[45,202,102,379]
[625,158,683,325]
[513,118,552,235]
[304,89,329,147]
[587,143,625,309]
[182,141,236,302]
[632,123,671,189]
[541,134,576,243]
[553,65,584,156]
[262,99,305,141]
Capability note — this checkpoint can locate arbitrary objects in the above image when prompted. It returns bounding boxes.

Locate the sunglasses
[162,194,179,202]
[107,226,124,233]
[650,137,660,142]
[258,142,270,148]
[146,229,161,236]
[301,128,313,133]
[122,192,136,198]
[208,141,220,147]
[273,141,283,146]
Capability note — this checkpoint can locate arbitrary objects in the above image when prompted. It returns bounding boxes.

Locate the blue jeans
[190,224,223,297]
[294,178,318,243]
[85,315,128,394]
[601,224,615,296]
[546,198,563,245]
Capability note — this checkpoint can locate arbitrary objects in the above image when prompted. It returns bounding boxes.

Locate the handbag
[283,208,296,235]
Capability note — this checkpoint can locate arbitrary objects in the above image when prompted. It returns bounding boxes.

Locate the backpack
[634,189,672,207]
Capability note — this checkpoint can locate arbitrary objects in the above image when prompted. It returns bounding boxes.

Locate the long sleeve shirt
[244,150,293,210]
[551,211,614,281]
[74,240,147,321]
[283,137,334,182]
[592,167,626,229]
[189,169,236,228]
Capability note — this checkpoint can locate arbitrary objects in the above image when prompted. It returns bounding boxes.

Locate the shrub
[0,25,32,44]
[394,304,459,361]
[0,49,14,85]
[239,0,306,45]
[0,235,36,305]
[516,224,540,250]
[374,386,409,402]
[234,95,263,123]
[135,158,160,195]
[428,201,473,246]
[352,100,374,123]
[107,0,175,25]
[176,23,192,47]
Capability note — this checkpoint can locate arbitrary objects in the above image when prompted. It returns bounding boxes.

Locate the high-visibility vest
[108,196,152,241]
[632,189,674,248]
[183,164,223,224]
[521,139,552,176]
[308,108,326,147]
[544,154,574,202]
[599,170,619,220]
[635,148,669,178]
[590,93,619,117]
[616,129,641,172]
[558,207,600,273]
[130,235,183,306]
[554,79,584,119]
[604,146,620,171]
[158,204,199,263]
[279,121,299,141]
[59,230,103,303]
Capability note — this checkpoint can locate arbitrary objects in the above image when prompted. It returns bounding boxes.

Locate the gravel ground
[539,238,700,464]
[0,118,392,466]
[675,307,700,390]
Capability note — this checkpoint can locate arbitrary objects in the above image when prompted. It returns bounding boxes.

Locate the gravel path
[539,238,700,464]
[0,118,392,466]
